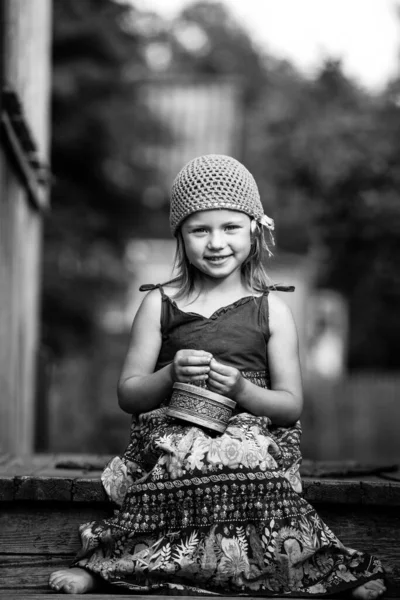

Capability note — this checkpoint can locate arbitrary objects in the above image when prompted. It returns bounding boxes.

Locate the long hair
[171,221,273,300]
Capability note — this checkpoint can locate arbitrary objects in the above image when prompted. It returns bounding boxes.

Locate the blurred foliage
[247,59,400,368]
[43,0,400,369]
[170,1,266,103]
[42,0,167,355]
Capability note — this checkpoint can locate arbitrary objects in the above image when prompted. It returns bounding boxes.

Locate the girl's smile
[181,209,252,279]
[204,254,233,264]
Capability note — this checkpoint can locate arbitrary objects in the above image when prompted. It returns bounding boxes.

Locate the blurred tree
[43,0,167,356]
[249,59,400,369]
[44,0,400,371]
[291,61,400,369]
[137,0,268,107]
[169,1,266,103]
[245,59,310,253]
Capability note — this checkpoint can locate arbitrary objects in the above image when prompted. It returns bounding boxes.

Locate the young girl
[49,154,386,597]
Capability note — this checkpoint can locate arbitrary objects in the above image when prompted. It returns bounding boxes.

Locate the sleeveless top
[140,283,294,391]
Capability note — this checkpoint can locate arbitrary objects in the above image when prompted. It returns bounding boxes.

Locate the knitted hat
[169,154,274,236]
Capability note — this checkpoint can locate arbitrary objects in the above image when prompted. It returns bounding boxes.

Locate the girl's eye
[192,227,207,234]
[225,225,240,231]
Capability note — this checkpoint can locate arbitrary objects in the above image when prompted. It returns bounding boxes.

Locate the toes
[366,579,386,594]
[49,570,68,581]
[49,573,71,592]
[49,577,62,589]
[64,583,79,594]
[364,588,379,600]
[49,579,65,591]
[353,580,387,600]
[49,570,64,584]
[49,568,98,594]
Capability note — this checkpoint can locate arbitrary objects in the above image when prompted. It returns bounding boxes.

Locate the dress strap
[139,277,180,293]
[267,285,295,292]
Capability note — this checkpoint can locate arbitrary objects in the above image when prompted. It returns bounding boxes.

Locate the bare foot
[49,567,99,594]
[352,579,386,600]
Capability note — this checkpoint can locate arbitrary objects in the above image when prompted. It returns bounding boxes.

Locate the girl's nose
[207,231,225,249]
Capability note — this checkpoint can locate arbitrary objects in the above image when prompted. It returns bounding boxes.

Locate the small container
[167,382,236,433]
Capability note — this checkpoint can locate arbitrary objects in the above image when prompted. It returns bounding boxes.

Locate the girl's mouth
[204,255,232,263]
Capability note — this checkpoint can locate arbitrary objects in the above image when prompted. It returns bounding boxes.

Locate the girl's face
[181,209,252,281]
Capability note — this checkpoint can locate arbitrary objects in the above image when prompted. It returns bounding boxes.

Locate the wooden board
[0,555,72,591]
[0,503,111,554]
[0,502,399,594]
[0,595,348,600]
[0,456,399,595]
[1,0,51,455]
[1,454,399,504]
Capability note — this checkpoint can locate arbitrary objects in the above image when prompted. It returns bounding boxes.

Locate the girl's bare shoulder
[135,287,163,323]
[267,292,296,333]
[161,282,181,298]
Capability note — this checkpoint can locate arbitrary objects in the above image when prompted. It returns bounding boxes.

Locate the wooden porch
[1,454,399,597]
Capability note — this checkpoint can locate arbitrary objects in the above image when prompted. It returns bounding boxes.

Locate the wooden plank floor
[1,455,400,597]
[0,591,324,600]
[4,592,400,600]
[1,454,400,505]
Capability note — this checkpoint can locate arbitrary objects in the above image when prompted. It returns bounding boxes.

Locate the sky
[135,0,400,91]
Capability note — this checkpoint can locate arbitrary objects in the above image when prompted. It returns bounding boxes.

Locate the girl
[49,154,386,597]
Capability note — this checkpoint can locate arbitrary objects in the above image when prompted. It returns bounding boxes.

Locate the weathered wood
[0,502,399,591]
[0,555,71,591]
[72,478,108,503]
[302,478,400,506]
[315,505,400,586]
[0,595,333,600]
[0,503,111,554]
[0,475,14,501]
[1,584,399,600]
[1,109,48,210]
[0,454,58,475]
[0,0,51,455]
[0,453,110,475]
[14,476,74,502]
[1,475,399,505]
[300,460,400,479]
[1,454,400,505]
[0,457,399,595]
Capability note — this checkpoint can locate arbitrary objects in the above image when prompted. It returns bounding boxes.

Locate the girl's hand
[172,349,212,384]
[207,358,243,399]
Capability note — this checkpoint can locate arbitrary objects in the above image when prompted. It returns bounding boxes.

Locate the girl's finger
[209,359,230,374]
[207,381,225,394]
[188,350,212,358]
[187,355,212,365]
[208,369,226,383]
[189,374,209,382]
[180,366,210,375]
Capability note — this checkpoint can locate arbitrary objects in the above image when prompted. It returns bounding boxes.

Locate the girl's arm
[117,289,171,414]
[118,290,212,415]
[208,293,303,426]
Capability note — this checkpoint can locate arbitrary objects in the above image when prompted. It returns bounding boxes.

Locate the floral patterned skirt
[74,409,384,596]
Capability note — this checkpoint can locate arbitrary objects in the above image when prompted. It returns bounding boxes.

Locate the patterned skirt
[74,386,384,595]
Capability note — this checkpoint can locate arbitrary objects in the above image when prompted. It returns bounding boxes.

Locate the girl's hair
[171,220,272,300]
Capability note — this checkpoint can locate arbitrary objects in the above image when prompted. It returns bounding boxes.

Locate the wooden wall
[0,0,52,454]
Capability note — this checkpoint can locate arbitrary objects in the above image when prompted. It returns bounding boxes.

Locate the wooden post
[0,0,51,454]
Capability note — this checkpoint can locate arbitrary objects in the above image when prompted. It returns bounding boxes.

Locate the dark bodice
[154,287,271,384]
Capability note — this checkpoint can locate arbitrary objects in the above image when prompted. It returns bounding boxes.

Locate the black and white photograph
[1,0,399,596]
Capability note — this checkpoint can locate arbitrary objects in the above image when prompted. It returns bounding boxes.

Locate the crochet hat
[169,154,274,236]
